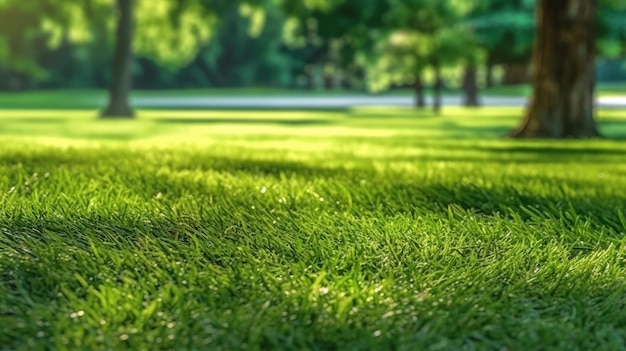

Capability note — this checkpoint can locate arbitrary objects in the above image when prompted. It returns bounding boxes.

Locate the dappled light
[1,0,626,349]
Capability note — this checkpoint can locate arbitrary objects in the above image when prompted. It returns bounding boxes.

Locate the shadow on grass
[153,118,335,126]
[0,117,72,124]
[136,106,352,113]
[444,127,513,138]
[2,140,625,235]
[2,142,625,177]
[2,180,625,313]
[143,155,626,234]
[470,145,626,156]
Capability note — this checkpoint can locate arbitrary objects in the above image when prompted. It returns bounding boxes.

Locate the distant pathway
[130,96,626,109]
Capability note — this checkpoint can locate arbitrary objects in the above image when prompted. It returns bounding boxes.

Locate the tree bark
[414,74,426,108]
[462,64,480,107]
[102,0,134,118]
[433,62,443,115]
[511,0,599,138]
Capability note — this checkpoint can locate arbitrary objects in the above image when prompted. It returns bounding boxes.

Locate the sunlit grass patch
[1,107,626,350]
[2,106,625,141]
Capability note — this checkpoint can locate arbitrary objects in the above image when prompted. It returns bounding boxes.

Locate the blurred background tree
[366,0,479,111]
[0,0,624,109]
[465,0,535,87]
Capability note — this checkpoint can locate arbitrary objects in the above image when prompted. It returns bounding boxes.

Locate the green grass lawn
[2,107,626,350]
[0,82,623,110]
[479,82,626,97]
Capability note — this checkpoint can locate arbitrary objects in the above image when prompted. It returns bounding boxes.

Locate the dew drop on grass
[261,186,267,194]
[382,311,395,319]
[70,311,85,319]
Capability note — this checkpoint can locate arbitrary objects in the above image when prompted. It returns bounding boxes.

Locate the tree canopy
[0,0,625,92]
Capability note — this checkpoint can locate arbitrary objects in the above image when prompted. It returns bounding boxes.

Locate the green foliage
[598,4,626,58]
[134,0,217,67]
[363,0,481,92]
[0,0,61,77]
[279,0,390,89]
[0,0,298,89]
[597,59,626,82]
[0,0,217,79]
[2,106,626,349]
[187,0,294,87]
[464,0,535,64]
[2,0,626,91]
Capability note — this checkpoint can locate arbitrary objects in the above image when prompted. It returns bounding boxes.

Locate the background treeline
[0,0,625,92]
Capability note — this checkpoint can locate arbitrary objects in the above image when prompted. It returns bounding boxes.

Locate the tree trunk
[414,74,426,108]
[433,62,443,115]
[511,0,599,138]
[102,0,134,118]
[485,61,494,88]
[462,64,480,107]
[502,63,530,85]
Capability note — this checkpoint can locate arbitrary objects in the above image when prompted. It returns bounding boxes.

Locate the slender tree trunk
[324,74,334,90]
[102,0,134,118]
[462,64,480,107]
[414,74,426,108]
[502,63,530,85]
[433,61,443,114]
[485,60,494,88]
[511,0,599,138]
[305,65,315,90]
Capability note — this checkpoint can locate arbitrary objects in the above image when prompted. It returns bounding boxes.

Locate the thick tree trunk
[102,0,134,118]
[511,0,599,138]
[414,74,426,108]
[433,62,443,115]
[462,64,480,107]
